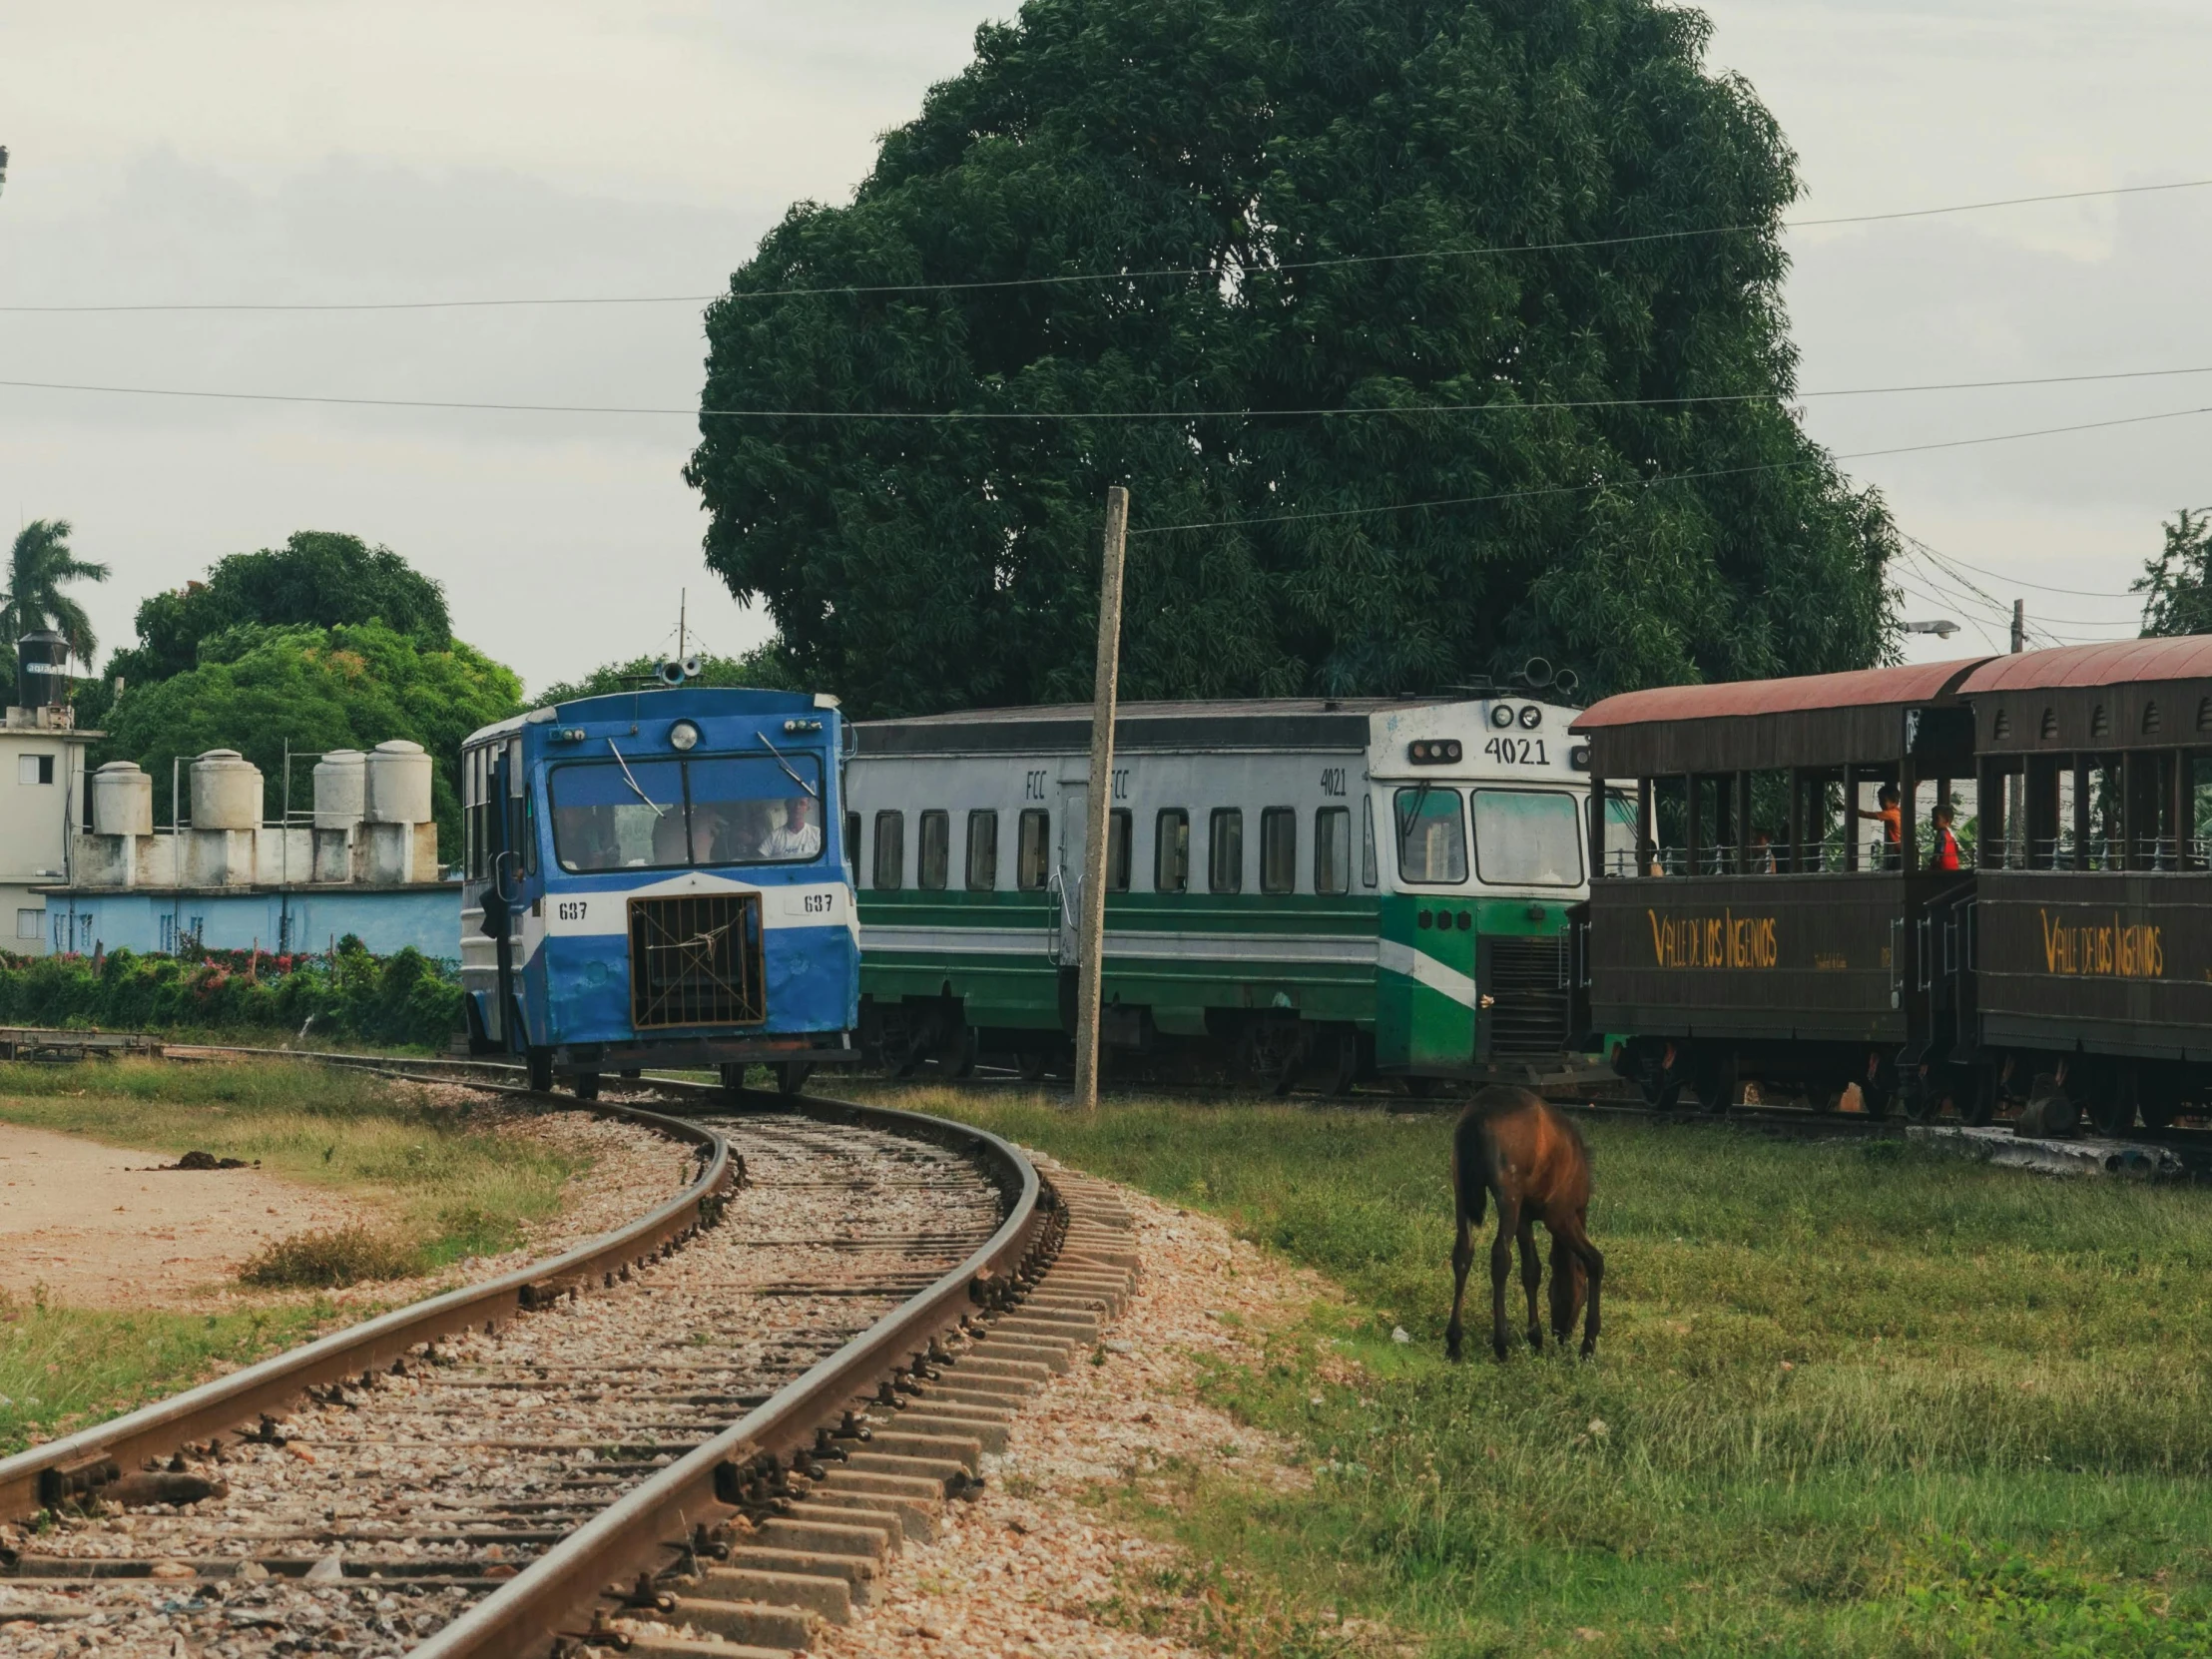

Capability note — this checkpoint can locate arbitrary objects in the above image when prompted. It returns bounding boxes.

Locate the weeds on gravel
[238,1225,422,1288]
[895,1089,2212,1657]
[0,1287,328,1454]
[0,1058,583,1268]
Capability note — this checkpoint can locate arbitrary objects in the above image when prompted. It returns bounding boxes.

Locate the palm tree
[2,519,110,662]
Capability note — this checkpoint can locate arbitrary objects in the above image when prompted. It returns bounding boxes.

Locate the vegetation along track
[0,1060,1141,1658]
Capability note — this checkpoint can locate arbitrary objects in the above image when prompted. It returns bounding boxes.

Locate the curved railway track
[0,1062,1141,1658]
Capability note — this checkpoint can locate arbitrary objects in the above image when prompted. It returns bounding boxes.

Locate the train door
[1054,783,1088,967]
[1376,782,1483,1075]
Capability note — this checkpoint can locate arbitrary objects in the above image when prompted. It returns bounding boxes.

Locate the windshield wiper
[756,731,820,799]
[1396,780,1433,863]
[606,738,670,816]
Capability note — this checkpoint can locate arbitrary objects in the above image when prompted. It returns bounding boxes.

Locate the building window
[1106,809,1132,892]
[965,811,999,890]
[1316,807,1352,895]
[17,754,53,786]
[917,811,950,890]
[159,913,177,954]
[872,812,904,890]
[1209,809,1244,893]
[1016,809,1052,891]
[15,908,41,941]
[1260,808,1297,894]
[1155,810,1189,892]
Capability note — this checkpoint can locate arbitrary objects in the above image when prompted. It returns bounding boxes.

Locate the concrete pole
[1072,485,1129,1111]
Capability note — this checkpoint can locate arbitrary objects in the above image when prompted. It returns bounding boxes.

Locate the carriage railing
[1994,834,2210,871]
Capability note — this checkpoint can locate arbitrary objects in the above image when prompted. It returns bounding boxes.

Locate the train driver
[759,795,823,859]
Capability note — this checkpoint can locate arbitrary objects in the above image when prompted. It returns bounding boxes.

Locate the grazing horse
[1445,1086,1605,1362]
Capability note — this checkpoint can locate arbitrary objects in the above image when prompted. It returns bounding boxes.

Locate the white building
[0,702,97,956]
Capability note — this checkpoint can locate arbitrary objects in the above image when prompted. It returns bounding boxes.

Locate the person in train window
[1930,801,1963,871]
[649,807,688,865]
[1855,784,1903,868]
[1748,829,1777,873]
[759,796,824,859]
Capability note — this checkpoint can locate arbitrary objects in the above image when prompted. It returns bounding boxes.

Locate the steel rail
[0,1096,734,1520]
[408,1092,1049,1659]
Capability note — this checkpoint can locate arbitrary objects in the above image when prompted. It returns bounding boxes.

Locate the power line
[8,371,2212,428]
[1927,549,2144,601]
[1127,405,2212,536]
[5,175,2212,314]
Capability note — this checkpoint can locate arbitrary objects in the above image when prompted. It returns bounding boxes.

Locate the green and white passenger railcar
[845,697,1599,1089]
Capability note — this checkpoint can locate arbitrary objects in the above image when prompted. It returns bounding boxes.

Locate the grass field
[0,1059,587,1454]
[891,1089,2212,1657]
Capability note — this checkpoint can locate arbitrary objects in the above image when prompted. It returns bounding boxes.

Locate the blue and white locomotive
[459,685,858,1096]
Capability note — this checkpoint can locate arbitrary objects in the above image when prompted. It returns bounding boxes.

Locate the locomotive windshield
[1470,789,1583,887]
[1393,785,1468,884]
[549,752,826,872]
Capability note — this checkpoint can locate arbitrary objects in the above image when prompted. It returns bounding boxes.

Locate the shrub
[238,1225,423,1289]
[0,939,462,1049]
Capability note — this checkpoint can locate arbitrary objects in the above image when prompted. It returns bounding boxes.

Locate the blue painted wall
[44,886,461,961]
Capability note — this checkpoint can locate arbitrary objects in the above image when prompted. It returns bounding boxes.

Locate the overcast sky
[2,0,2207,693]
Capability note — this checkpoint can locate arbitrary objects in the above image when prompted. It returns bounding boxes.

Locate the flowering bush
[0,935,461,1049]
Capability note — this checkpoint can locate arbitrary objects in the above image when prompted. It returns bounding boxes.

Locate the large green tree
[3,518,109,661]
[101,621,521,857]
[2136,509,2212,639]
[688,0,1897,714]
[108,530,451,690]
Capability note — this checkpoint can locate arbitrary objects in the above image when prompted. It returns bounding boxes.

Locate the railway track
[0,1060,1142,1658]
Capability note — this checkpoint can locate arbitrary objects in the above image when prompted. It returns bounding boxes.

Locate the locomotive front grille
[1487,934,1571,1060]
[629,892,767,1029]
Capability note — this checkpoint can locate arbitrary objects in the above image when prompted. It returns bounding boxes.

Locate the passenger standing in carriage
[1855,784,1903,868]
[1930,802,1963,871]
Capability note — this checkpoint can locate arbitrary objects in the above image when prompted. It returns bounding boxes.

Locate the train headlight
[1489,704,1516,729]
[1517,705,1543,730]
[669,721,701,752]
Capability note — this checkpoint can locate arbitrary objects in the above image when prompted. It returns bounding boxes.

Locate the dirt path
[0,1122,381,1310]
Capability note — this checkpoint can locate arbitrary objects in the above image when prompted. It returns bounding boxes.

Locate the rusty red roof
[1957,636,2212,693]
[1572,657,1989,732]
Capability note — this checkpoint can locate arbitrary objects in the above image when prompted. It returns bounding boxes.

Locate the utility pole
[1072,485,1129,1111]
[2010,599,2025,655]
[2006,598,2026,865]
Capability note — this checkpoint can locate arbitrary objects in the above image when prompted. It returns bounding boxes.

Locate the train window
[1107,809,1132,891]
[1260,808,1297,893]
[917,811,950,889]
[1361,798,1378,888]
[966,811,999,889]
[1315,807,1351,895]
[844,812,860,872]
[1155,809,1190,892]
[1393,786,1466,884]
[1471,791,1583,887]
[873,812,905,889]
[1016,810,1051,889]
[547,758,685,872]
[688,755,826,864]
[1209,809,1244,893]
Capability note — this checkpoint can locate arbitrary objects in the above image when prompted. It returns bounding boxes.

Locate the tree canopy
[3,519,109,662]
[688,0,1898,716]
[2136,509,2212,639]
[108,530,451,690]
[101,621,521,858]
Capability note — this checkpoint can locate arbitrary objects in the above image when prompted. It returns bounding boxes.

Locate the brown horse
[1445,1086,1604,1362]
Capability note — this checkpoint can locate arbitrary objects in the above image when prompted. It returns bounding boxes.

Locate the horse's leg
[1489,1193,1519,1362]
[1445,1204,1474,1363]
[1548,1230,1583,1346]
[1557,1206,1606,1360]
[1517,1219,1542,1352]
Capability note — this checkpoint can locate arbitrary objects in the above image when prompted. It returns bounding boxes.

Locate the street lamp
[1902,619,1960,639]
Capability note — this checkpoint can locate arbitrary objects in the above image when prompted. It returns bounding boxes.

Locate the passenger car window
[1316,806,1352,895]
[1016,809,1051,890]
[844,812,860,872]
[872,811,904,890]
[1471,790,1584,887]
[1261,808,1297,893]
[1393,786,1467,884]
[917,811,949,889]
[1209,809,1244,893]
[1362,797,1378,888]
[1155,809,1190,892]
[966,810,998,890]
